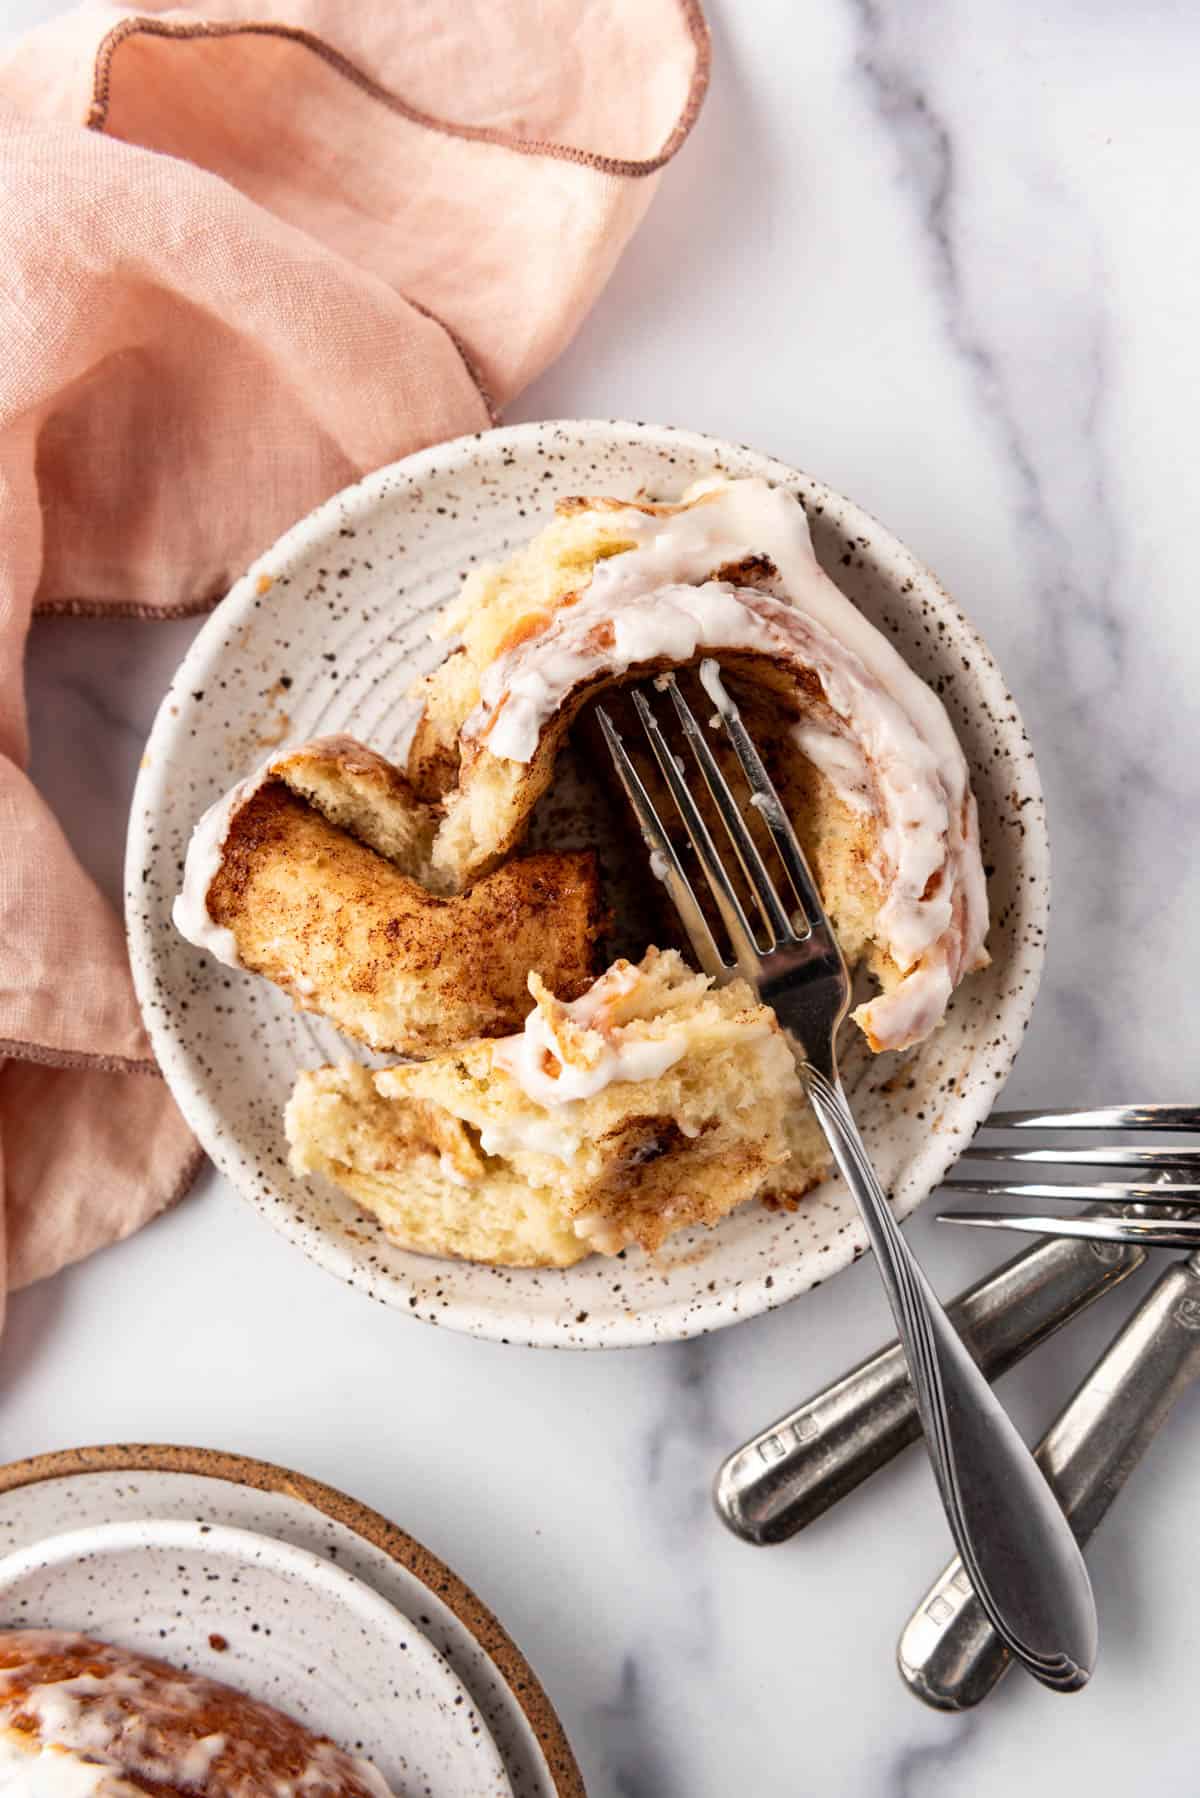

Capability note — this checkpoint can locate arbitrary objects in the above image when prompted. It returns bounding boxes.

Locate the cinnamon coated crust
[209,780,602,1054]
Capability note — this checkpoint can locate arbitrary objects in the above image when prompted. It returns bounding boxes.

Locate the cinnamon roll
[175,475,990,1268]
[0,1629,394,1796]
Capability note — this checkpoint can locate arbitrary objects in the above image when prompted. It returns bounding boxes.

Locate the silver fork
[901,1244,1200,1709]
[598,658,1097,1692]
[937,1105,1200,1247]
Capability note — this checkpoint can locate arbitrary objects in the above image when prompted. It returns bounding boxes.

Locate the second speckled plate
[0,1445,583,1798]
[125,419,1049,1348]
[0,1515,511,1798]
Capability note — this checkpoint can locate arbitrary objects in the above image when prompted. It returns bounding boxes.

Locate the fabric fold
[0,0,709,1322]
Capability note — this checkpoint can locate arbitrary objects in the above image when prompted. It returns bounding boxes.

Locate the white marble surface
[4,2,1200,1792]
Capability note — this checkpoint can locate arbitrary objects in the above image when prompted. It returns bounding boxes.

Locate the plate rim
[0,1443,586,1798]
[125,416,1050,1348]
[0,1512,510,1792]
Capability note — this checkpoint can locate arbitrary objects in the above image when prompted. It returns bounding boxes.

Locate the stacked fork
[601,657,1199,1702]
[600,662,1097,1692]
[717,1105,1200,1707]
[940,1105,1200,1248]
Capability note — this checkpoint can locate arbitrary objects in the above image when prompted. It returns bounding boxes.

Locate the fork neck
[796,1036,840,1088]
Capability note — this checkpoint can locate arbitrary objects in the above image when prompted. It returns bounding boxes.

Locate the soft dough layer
[408,478,990,1051]
[286,949,831,1268]
[0,1630,395,1796]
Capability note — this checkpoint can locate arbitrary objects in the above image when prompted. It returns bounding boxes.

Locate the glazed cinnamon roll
[175,477,991,1268]
[0,1630,395,1795]
[408,477,988,1052]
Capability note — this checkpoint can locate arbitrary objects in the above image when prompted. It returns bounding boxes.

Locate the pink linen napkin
[0,0,709,1324]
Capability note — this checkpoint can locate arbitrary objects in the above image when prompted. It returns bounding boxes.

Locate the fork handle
[714,1223,1146,1545]
[898,1252,1200,1709]
[803,1070,1098,1688]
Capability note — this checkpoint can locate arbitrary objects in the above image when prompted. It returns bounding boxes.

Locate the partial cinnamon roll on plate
[175,479,989,1269]
[0,1630,396,1796]
[0,1447,577,1797]
[131,420,1047,1345]
[0,1517,511,1797]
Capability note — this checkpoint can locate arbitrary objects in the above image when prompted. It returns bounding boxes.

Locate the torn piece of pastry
[285,948,830,1268]
[408,477,989,1051]
[275,732,440,881]
[0,1629,395,1796]
[173,735,602,1054]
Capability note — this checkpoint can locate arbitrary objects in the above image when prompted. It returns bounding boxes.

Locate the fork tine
[939,1212,1200,1250]
[627,688,763,982]
[596,707,726,981]
[661,673,796,946]
[940,1179,1200,1204]
[983,1106,1200,1132]
[959,1145,1200,1170]
[698,659,827,934]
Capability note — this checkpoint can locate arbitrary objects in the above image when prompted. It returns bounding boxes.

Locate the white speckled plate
[0,1516,511,1798]
[126,419,1049,1348]
[0,1446,582,1798]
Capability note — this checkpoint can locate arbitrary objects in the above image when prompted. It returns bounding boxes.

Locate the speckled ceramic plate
[0,1446,584,1798]
[126,419,1049,1348]
[0,1516,510,1798]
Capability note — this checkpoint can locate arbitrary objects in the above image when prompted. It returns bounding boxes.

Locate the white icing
[172,755,279,967]
[860,959,955,1052]
[790,718,872,811]
[177,1733,227,1785]
[13,1676,152,1760]
[0,1735,114,1796]
[467,478,988,1051]
[747,789,786,830]
[298,1741,394,1796]
[492,961,688,1125]
[478,577,774,764]
[0,1636,396,1798]
[478,1115,584,1162]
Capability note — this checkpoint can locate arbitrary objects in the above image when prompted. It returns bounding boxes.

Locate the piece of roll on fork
[173,735,604,1056]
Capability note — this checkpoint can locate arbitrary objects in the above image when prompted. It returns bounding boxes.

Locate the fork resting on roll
[600,659,1098,1693]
